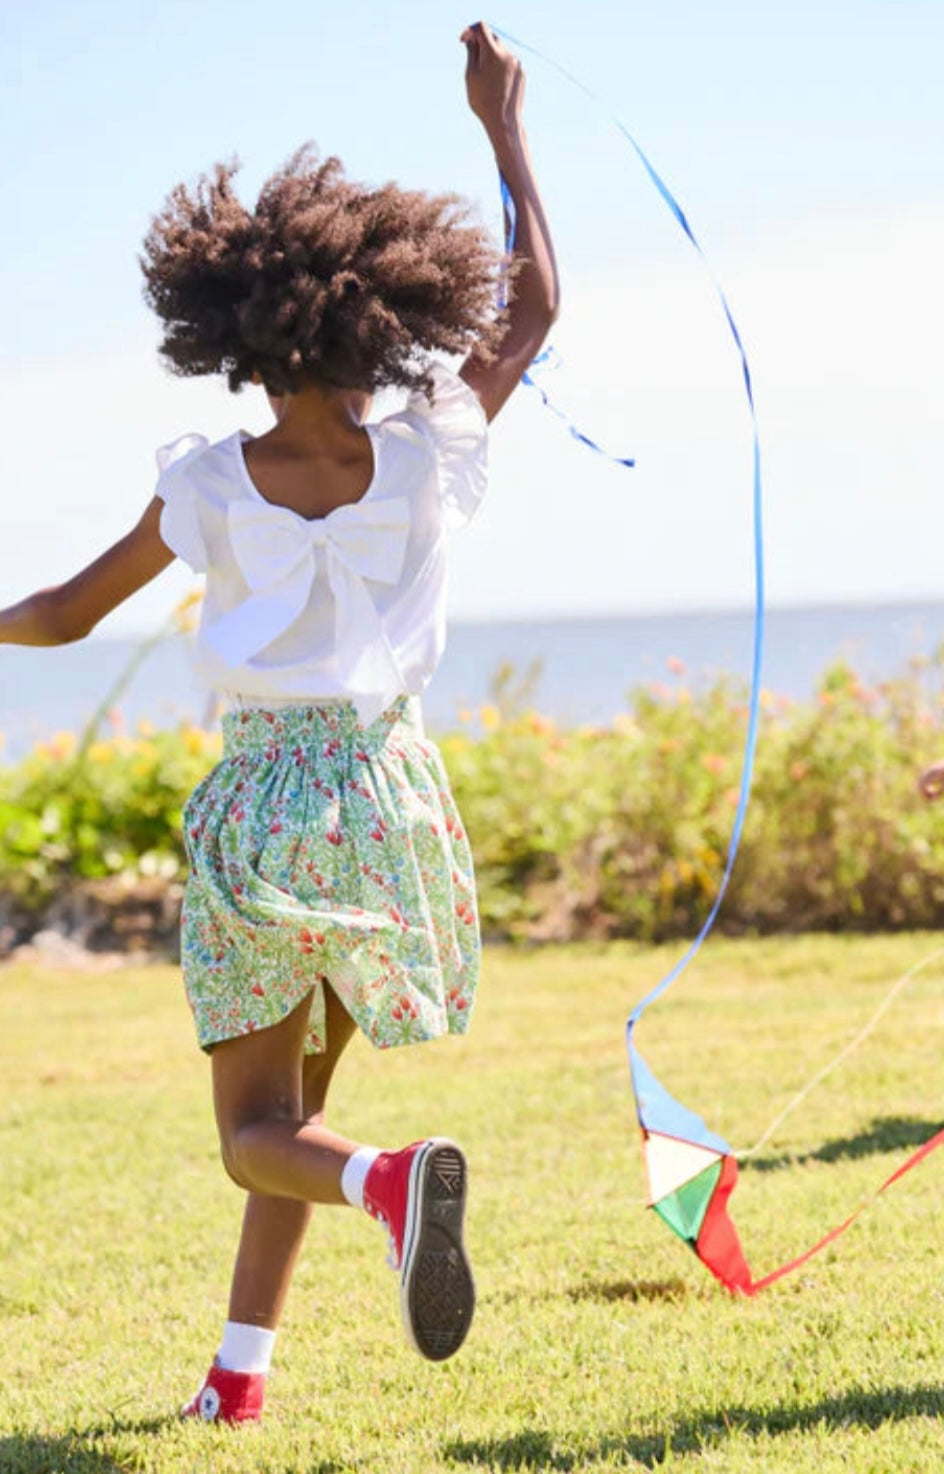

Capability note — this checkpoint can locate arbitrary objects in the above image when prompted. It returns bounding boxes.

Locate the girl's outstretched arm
[0,498,175,646]
[459,22,560,423]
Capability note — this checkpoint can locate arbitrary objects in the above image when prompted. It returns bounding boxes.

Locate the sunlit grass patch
[2,935,944,1470]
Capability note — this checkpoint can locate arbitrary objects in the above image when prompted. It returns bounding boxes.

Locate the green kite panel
[652,1160,723,1243]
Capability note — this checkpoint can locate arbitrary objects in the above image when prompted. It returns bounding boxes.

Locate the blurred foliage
[4,655,944,941]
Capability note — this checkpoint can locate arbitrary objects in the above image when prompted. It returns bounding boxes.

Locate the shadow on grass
[743,1114,943,1173]
[0,1422,354,1474]
[443,1382,944,1469]
[0,1417,171,1474]
[566,1278,689,1305]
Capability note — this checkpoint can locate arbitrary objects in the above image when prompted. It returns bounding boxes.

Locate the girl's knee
[218,1117,278,1192]
[219,1128,253,1191]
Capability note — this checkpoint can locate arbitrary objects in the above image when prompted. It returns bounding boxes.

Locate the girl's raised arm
[0,497,175,646]
[459,23,560,423]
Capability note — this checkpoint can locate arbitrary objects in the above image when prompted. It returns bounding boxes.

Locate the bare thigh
[302,982,358,1120]
[212,981,358,1184]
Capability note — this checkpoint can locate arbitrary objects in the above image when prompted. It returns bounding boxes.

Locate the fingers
[460,24,483,77]
[460,20,506,57]
[460,21,496,43]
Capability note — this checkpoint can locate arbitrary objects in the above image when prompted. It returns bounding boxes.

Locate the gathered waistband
[221,695,424,757]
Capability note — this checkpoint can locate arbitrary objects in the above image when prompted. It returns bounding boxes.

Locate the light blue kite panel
[629,1043,732,1156]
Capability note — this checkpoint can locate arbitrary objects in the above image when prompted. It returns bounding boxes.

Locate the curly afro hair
[140,145,509,397]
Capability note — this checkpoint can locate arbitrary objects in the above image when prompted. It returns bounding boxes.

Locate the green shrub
[4,659,944,940]
[0,723,219,907]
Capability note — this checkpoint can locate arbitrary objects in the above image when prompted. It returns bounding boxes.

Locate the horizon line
[85,594,944,642]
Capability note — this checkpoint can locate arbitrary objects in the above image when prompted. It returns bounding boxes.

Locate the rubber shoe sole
[400,1138,475,1361]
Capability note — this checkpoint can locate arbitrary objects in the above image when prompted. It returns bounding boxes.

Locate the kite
[635,1044,944,1295]
[492,21,944,1293]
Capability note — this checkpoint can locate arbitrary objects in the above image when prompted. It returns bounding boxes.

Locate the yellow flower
[137,718,156,737]
[182,725,207,756]
[172,588,204,635]
[48,730,77,761]
[87,741,114,764]
[479,705,501,731]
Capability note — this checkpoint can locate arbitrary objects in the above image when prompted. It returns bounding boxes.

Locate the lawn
[2,934,944,1471]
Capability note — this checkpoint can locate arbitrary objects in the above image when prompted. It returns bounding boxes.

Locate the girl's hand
[918,761,944,801]
[460,22,524,134]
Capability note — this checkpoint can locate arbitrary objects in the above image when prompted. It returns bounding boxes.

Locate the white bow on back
[204,494,411,722]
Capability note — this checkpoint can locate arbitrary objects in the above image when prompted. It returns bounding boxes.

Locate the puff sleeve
[154,434,211,573]
[404,364,488,531]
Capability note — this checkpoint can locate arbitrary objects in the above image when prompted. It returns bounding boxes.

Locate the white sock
[217,1320,277,1375]
[341,1146,382,1209]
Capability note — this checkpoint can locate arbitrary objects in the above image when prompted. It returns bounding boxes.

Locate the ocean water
[1,602,943,761]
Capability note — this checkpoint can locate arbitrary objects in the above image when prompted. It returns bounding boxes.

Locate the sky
[2,0,942,635]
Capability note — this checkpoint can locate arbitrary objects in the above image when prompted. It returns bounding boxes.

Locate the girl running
[0,22,558,1423]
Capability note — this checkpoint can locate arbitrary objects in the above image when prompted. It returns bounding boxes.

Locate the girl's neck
[266,384,373,443]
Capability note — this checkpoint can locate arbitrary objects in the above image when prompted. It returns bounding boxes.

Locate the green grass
[3,934,944,1471]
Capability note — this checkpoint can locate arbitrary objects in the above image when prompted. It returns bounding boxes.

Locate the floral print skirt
[180,697,479,1053]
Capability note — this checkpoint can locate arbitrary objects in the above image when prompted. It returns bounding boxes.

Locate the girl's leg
[211,987,359,1202]
[211,984,474,1362]
[227,982,358,1328]
[183,985,361,1423]
[187,984,473,1424]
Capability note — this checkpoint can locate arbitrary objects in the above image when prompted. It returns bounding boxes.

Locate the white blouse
[154,363,488,726]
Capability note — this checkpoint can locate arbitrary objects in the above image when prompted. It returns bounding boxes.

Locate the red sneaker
[180,1361,265,1424]
[363,1137,475,1361]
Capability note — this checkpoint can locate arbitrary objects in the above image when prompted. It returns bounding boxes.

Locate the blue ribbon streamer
[498,172,634,468]
[488,22,766,1048]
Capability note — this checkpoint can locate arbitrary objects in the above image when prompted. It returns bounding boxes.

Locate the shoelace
[383,1228,399,1271]
[369,1204,401,1270]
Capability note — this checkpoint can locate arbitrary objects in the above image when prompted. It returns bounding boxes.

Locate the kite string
[736,944,944,1160]
[487,21,766,1030]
